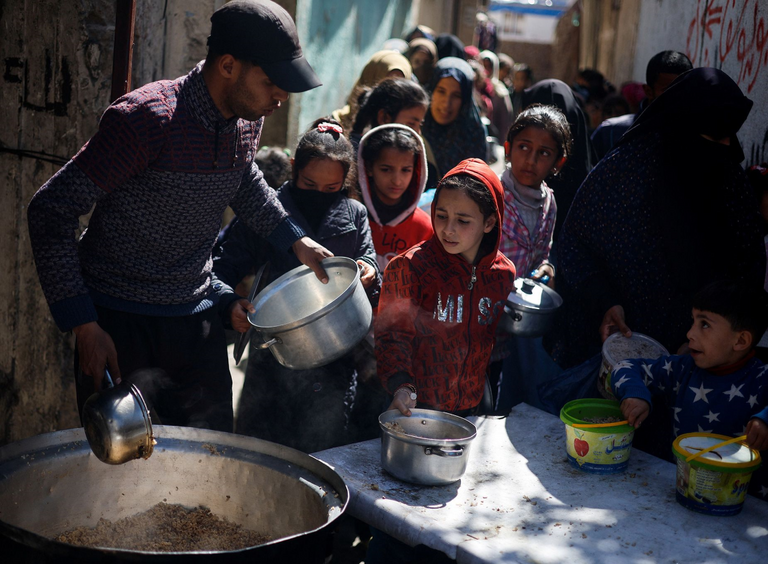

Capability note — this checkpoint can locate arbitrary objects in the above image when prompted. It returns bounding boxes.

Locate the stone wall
[635,0,768,166]
[1,0,119,445]
[580,0,767,163]
[0,0,222,445]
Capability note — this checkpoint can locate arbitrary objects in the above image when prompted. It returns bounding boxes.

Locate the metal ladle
[82,369,154,464]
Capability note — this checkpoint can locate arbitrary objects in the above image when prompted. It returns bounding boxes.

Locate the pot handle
[424,445,465,457]
[103,368,116,390]
[504,306,523,322]
[252,337,282,350]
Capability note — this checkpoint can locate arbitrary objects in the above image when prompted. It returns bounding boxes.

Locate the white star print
[756,366,768,379]
[723,384,744,402]
[689,383,713,403]
[673,380,681,393]
[663,360,673,375]
[697,424,713,433]
[613,360,634,372]
[658,382,666,391]
[642,364,653,386]
[704,411,720,423]
[747,394,759,408]
[673,425,680,435]
[614,374,630,389]
[673,407,683,423]
[759,485,768,497]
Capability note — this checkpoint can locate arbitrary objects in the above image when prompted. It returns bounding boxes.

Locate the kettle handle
[103,368,116,390]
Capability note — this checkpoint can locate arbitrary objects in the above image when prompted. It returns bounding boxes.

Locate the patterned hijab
[421,57,487,178]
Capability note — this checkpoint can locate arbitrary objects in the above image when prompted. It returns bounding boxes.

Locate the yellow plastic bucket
[560,399,634,474]
[672,433,761,516]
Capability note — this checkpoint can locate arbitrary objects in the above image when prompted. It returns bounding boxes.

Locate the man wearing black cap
[27,1,324,433]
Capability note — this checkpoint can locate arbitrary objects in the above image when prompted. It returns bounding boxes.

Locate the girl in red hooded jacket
[375,158,516,416]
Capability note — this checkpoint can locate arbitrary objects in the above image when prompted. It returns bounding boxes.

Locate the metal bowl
[0,426,347,563]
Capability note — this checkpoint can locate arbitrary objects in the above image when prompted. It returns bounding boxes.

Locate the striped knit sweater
[28,63,304,332]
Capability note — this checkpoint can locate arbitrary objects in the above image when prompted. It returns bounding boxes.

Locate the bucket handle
[424,445,464,457]
[252,337,282,350]
[684,434,748,463]
[571,420,629,429]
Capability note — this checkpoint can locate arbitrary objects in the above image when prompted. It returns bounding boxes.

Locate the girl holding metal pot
[491,104,573,412]
[374,158,516,417]
[368,159,515,564]
[213,118,381,453]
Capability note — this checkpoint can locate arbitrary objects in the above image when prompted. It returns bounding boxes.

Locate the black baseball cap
[207,0,322,93]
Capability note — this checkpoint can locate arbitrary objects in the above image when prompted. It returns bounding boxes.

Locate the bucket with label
[672,433,761,516]
[560,399,634,474]
[599,332,668,400]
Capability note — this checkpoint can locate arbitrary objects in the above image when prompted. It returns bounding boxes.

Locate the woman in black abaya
[549,68,765,371]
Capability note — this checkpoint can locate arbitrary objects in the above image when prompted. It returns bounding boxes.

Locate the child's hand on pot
[746,417,768,451]
[357,260,377,289]
[621,398,649,428]
[387,387,417,417]
[229,299,255,333]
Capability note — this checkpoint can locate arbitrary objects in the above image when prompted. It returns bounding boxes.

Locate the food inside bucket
[53,502,271,551]
[606,336,666,360]
[581,416,622,424]
[599,332,668,400]
[560,399,634,474]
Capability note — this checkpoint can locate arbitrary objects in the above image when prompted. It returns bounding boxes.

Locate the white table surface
[314,403,767,564]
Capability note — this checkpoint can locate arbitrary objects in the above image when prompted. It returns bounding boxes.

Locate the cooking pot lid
[505,278,562,312]
[233,262,271,365]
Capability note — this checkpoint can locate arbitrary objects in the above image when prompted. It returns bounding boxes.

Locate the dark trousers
[75,305,233,432]
[235,346,357,453]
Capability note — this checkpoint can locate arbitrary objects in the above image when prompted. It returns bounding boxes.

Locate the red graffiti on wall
[686,0,768,93]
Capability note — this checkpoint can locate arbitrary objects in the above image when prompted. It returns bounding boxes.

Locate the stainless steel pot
[0,426,348,563]
[248,256,372,369]
[379,409,477,486]
[498,277,563,338]
[81,369,154,464]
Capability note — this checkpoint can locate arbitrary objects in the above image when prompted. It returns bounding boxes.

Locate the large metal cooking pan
[0,426,348,563]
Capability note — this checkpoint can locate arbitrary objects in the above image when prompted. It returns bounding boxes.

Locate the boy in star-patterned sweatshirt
[609,280,768,501]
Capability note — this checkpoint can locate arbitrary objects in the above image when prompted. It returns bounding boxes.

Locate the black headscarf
[546,69,763,370]
[522,79,597,241]
[620,67,752,156]
[623,67,756,293]
[435,34,466,60]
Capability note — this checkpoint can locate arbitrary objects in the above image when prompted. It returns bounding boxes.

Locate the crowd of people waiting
[25,3,768,562]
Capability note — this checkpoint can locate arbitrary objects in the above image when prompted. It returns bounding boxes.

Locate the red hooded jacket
[375,159,516,412]
[358,124,434,272]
